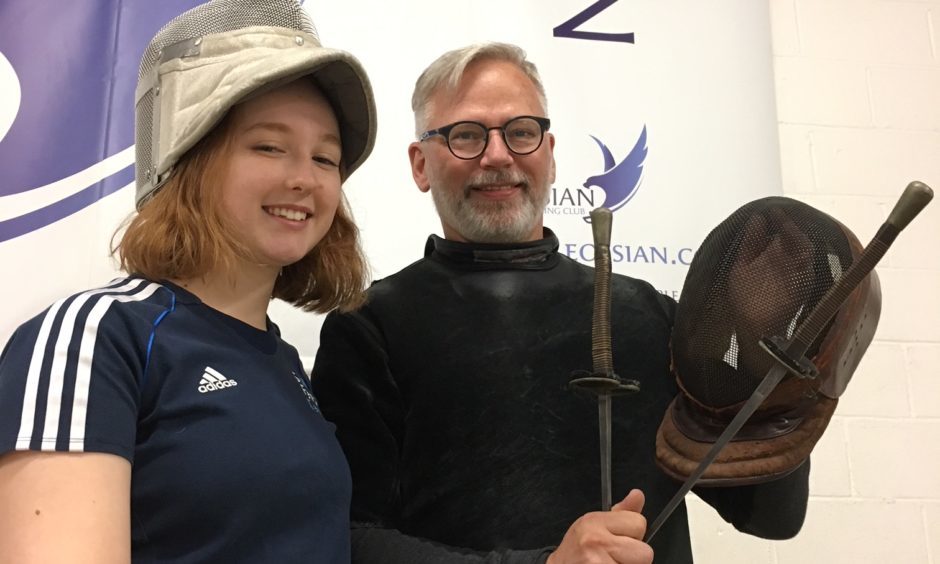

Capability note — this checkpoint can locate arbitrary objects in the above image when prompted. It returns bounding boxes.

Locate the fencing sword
[645,180,934,542]
[570,207,639,510]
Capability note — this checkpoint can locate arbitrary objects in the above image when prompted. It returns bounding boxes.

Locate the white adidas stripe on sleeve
[15,298,67,450]
[69,282,163,450]
[13,279,161,452]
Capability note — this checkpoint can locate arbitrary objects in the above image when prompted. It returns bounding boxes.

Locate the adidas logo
[198,366,238,394]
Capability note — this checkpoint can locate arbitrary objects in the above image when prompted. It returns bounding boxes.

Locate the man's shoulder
[364,257,436,302]
[564,255,677,315]
[610,269,659,294]
[318,257,433,333]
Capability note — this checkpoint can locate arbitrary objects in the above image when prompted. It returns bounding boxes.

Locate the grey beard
[431,178,549,243]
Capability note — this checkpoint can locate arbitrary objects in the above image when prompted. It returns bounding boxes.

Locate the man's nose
[479,129,513,168]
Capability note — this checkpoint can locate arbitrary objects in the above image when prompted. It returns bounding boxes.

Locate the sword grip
[791,180,933,353]
[590,208,614,375]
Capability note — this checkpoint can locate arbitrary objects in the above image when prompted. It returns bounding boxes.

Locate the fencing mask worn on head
[135,0,377,208]
[656,197,881,486]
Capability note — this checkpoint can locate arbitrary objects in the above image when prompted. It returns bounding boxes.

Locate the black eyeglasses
[419,115,551,160]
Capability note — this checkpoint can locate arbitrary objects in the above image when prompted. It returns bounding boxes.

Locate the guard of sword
[645,180,934,542]
[569,206,640,511]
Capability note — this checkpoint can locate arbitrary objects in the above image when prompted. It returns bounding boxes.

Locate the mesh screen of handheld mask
[672,197,854,409]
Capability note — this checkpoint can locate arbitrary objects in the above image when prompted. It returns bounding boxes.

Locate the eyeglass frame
[418,115,552,160]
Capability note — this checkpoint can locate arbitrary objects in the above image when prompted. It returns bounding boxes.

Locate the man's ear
[547,132,556,184]
[408,142,431,193]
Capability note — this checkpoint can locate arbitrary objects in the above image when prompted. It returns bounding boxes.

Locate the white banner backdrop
[0,0,782,364]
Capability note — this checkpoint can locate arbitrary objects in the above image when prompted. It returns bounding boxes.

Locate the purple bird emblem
[582,126,648,222]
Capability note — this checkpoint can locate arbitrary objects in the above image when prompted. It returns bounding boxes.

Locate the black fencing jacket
[312,230,808,564]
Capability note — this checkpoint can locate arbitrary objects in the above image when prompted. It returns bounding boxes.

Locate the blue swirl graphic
[0,1,203,242]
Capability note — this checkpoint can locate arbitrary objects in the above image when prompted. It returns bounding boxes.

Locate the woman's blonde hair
[114,112,367,313]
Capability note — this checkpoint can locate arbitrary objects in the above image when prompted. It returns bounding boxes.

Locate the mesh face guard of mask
[134,0,376,208]
[656,196,881,486]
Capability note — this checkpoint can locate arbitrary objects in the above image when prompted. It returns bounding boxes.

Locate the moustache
[465,170,531,192]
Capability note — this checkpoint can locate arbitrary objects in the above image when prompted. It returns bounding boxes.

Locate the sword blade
[599,394,612,510]
[645,362,789,542]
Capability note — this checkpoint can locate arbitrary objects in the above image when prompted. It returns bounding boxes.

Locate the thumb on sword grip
[612,489,646,513]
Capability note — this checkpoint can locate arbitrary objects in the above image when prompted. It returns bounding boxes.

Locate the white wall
[687,1,940,562]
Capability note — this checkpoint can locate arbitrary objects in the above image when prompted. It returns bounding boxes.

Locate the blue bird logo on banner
[0,1,204,244]
[582,126,648,222]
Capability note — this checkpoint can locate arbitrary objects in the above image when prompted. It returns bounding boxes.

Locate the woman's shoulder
[5,277,177,355]
[0,277,179,462]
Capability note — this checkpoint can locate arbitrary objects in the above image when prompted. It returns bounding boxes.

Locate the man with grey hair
[410,42,554,245]
[312,42,809,564]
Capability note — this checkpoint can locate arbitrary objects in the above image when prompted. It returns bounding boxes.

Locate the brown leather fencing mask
[656,197,882,486]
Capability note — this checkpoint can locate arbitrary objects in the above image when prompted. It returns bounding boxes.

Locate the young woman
[0,1,376,562]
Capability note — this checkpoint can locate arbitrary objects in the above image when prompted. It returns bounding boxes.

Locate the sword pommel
[590,207,613,248]
[886,181,933,232]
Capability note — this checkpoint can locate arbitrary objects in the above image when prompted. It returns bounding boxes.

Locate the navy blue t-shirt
[0,277,351,563]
